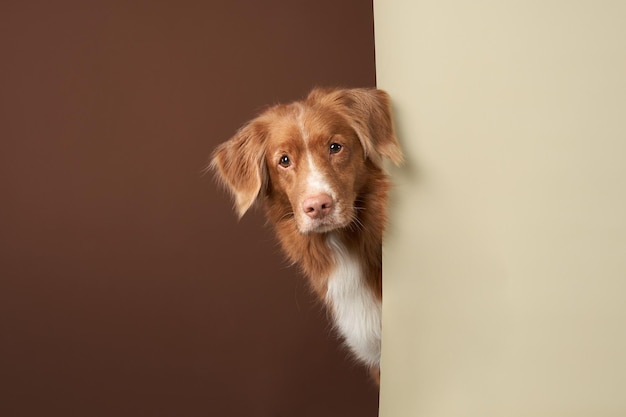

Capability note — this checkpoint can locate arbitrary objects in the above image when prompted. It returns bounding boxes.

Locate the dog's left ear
[309,88,404,166]
[211,118,269,219]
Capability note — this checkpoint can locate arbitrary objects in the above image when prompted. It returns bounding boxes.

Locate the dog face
[264,104,366,233]
[211,87,402,234]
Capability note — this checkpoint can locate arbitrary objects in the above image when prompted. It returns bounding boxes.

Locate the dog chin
[297,219,348,235]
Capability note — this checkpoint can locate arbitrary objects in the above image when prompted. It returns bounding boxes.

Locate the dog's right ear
[210,119,268,219]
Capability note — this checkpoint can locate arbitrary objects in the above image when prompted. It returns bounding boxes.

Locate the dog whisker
[277,211,295,223]
[346,213,366,234]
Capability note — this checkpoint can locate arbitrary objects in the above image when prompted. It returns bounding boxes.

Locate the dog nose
[302,194,333,219]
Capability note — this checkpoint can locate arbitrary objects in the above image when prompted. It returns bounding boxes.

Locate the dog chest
[325,235,382,367]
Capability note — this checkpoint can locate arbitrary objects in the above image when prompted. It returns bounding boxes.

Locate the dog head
[211,87,403,234]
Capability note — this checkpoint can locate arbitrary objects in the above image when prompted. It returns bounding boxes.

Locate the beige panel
[375,1,626,416]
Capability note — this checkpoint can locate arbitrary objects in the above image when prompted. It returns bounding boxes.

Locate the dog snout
[302,193,333,219]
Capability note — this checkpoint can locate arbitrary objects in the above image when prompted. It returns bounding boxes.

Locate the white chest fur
[325,235,382,367]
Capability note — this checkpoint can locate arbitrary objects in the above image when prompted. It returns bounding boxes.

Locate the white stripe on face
[296,103,309,143]
[296,106,334,197]
[306,151,333,197]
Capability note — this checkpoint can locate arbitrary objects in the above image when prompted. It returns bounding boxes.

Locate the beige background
[375,1,626,415]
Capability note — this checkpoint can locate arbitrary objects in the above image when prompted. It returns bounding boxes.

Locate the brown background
[0,1,379,416]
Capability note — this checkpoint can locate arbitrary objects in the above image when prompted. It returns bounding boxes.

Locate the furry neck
[265,168,389,299]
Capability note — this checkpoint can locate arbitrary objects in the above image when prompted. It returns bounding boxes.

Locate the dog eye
[279,155,291,167]
[329,143,342,154]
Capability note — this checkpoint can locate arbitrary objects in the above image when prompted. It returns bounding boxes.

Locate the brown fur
[211,87,402,381]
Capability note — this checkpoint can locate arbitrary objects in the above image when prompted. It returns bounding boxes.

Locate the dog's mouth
[302,222,343,234]
[295,207,353,234]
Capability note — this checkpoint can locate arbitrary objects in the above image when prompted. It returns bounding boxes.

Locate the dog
[211,87,402,383]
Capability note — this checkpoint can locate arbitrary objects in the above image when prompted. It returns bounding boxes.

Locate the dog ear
[211,119,268,218]
[308,88,403,166]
